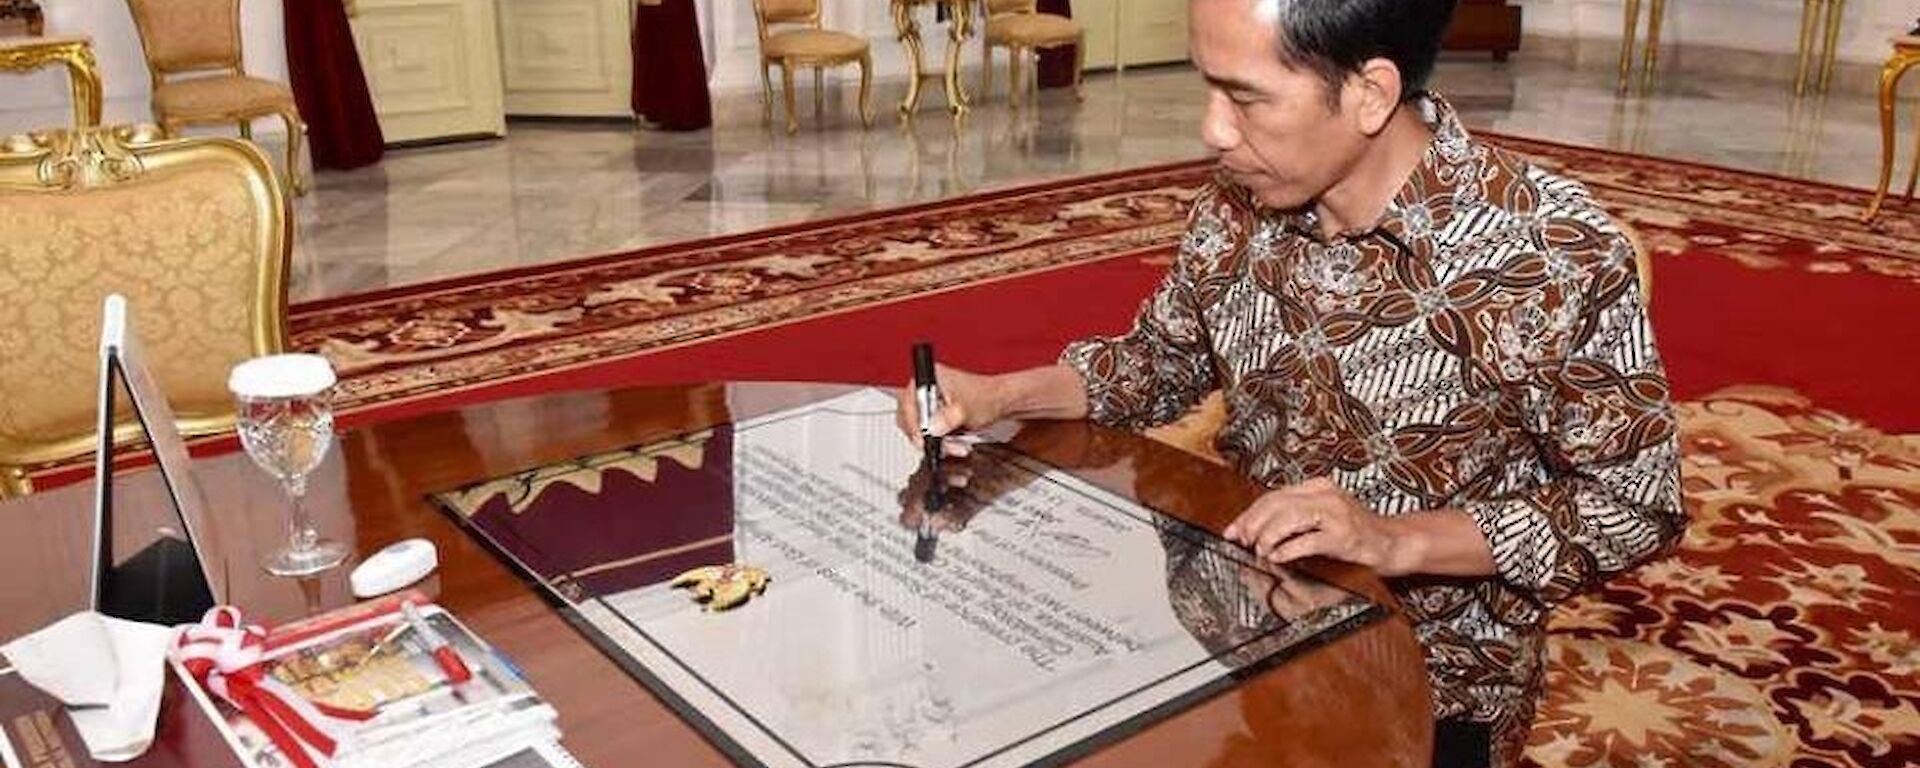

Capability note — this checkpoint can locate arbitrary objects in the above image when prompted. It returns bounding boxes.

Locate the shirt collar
[1268,92,1481,248]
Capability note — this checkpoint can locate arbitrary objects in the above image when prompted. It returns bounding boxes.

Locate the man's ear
[1346,57,1404,136]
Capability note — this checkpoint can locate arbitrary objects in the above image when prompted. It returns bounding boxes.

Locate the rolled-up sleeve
[1059,185,1236,430]
[1463,233,1686,616]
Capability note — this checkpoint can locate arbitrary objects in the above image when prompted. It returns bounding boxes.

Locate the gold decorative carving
[25,126,149,188]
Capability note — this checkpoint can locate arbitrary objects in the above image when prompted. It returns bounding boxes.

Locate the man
[896,0,1684,765]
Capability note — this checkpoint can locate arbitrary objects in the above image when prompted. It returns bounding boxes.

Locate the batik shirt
[1061,95,1685,762]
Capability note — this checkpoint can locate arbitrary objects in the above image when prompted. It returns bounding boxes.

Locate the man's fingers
[929,401,969,437]
[895,380,921,443]
[1269,530,1330,565]
[1253,505,1321,557]
[1223,504,1271,543]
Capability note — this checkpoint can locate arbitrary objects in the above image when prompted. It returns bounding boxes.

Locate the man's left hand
[1223,477,1412,577]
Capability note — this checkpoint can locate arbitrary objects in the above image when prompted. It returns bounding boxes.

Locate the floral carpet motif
[1519,386,1920,767]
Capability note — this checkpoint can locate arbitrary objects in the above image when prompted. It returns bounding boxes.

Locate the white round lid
[228,354,337,398]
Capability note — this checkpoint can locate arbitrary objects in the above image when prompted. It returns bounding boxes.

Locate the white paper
[0,612,173,762]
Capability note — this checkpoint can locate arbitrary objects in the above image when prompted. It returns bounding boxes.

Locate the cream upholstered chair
[0,125,291,497]
[982,0,1084,107]
[752,0,874,134]
[124,0,309,195]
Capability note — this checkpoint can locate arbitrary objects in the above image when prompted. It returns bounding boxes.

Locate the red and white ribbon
[171,607,374,768]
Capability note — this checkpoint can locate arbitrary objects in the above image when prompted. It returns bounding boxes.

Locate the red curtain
[1036,0,1076,89]
[632,0,712,131]
[282,0,383,169]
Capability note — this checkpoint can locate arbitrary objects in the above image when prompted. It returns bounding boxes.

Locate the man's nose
[1201,102,1241,153]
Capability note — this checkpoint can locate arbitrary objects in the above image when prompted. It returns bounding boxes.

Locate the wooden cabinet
[1444,0,1522,59]
[348,0,507,143]
[498,0,634,117]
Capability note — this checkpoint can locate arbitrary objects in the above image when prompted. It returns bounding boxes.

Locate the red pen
[402,601,472,685]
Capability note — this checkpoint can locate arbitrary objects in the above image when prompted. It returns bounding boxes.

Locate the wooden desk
[0,382,1433,767]
[0,34,101,127]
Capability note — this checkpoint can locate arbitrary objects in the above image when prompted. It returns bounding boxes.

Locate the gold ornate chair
[123,0,309,195]
[0,125,291,497]
[752,0,874,134]
[982,0,1084,107]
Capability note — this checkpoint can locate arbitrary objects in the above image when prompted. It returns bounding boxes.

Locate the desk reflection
[0,446,359,642]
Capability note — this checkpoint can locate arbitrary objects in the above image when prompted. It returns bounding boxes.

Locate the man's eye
[1228,92,1259,106]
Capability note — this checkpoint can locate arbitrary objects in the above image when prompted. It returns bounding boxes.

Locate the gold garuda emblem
[670,564,771,611]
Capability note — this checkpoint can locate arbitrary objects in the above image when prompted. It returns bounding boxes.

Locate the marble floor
[291,49,1899,302]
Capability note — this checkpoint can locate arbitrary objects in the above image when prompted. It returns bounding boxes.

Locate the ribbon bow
[171,607,374,768]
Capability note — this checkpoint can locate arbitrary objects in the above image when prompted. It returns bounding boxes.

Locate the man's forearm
[1383,509,1498,578]
[991,365,1091,422]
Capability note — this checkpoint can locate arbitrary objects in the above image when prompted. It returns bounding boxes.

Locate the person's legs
[1431,718,1492,768]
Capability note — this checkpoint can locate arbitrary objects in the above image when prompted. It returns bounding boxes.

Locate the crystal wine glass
[229,354,347,576]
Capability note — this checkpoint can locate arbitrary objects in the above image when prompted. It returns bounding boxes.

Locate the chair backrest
[124,0,243,79]
[753,0,821,41]
[988,0,1038,16]
[0,125,290,495]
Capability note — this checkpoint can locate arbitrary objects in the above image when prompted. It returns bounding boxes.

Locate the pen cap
[912,343,936,385]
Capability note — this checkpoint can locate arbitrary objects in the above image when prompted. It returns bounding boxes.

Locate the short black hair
[1267,0,1460,105]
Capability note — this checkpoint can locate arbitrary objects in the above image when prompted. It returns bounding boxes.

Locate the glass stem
[285,475,317,554]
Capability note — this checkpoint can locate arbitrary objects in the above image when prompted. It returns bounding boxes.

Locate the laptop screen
[91,295,221,626]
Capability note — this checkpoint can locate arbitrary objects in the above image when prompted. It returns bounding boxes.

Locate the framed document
[90,294,223,625]
[433,389,1381,768]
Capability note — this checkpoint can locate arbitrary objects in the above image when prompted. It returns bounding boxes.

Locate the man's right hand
[894,363,1005,456]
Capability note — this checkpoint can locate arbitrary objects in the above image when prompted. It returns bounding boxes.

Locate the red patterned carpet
[48,137,1920,765]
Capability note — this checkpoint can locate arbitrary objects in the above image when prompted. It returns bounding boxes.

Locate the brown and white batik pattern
[1062,96,1685,765]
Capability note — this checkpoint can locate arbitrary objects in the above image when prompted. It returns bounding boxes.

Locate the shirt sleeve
[1058,183,1239,431]
[1461,221,1686,618]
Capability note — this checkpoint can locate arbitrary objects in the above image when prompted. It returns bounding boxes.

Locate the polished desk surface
[0,382,1433,767]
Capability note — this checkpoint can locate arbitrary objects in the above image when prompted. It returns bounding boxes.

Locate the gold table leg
[1862,50,1920,222]
[942,0,974,117]
[1618,0,1642,93]
[1819,0,1845,92]
[65,46,102,127]
[1795,0,1821,96]
[894,1,926,117]
[0,39,103,127]
[1639,0,1666,93]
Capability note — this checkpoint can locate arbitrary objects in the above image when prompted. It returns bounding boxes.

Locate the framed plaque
[433,389,1380,768]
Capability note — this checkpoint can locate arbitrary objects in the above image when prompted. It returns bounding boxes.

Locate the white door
[1071,0,1186,71]
[349,0,507,143]
[499,0,635,117]
[1075,0,1119,70]
[1117,0,1188,67]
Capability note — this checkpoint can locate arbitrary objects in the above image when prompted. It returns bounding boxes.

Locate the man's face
[1190,0,1371,211]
